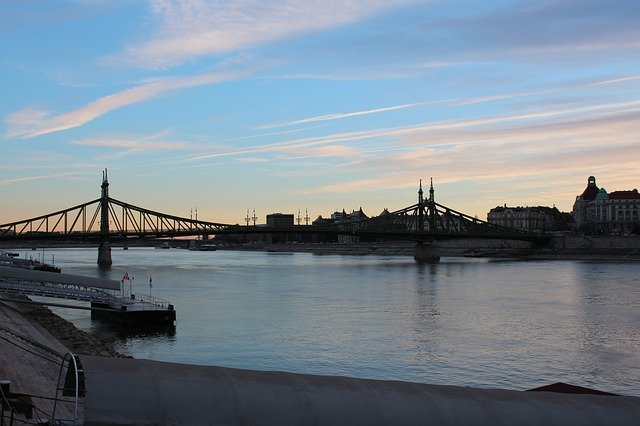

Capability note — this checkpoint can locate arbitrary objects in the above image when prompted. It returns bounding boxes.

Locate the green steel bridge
[0,172,549,265]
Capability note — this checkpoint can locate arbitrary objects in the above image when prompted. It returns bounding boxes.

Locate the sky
[1,0,639,225]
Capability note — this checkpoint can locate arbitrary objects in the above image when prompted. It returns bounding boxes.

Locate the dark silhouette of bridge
[0,171,548,265]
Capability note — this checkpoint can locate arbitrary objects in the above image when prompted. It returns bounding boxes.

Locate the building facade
[266,213,294,227]
[573,176,640,234]
[312,208,370,243]
[487,205,571,233]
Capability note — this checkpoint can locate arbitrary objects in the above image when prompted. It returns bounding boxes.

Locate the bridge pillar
[97,169,112,267]
[414,242,440,263]
[98,238,112,267]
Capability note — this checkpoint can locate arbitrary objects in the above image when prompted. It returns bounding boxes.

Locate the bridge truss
[0,197,237,241]
[330,201,542,242]
[0,175,546,244]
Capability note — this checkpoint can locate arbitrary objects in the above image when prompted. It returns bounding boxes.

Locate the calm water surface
[27,247,640,396]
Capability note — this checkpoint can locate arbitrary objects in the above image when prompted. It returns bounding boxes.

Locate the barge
[91,295,176,325]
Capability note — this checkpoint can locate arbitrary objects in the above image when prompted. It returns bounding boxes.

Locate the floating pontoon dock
[0,264,175,326]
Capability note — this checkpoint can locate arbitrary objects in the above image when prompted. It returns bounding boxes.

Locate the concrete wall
[80,355,640,426]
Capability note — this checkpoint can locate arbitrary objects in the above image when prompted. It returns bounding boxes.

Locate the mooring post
[97,170,112,267]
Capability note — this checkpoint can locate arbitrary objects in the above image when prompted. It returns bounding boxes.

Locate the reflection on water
[91,320,176,340]
[86,319,177,356]
[29,247,640,396]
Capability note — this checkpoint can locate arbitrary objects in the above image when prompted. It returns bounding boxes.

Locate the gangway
[0,265,176,325]
[0,265,120,304]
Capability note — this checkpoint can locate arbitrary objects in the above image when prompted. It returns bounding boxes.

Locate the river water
[23,247,640,396]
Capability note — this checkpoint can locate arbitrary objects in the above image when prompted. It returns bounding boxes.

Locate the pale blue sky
[1,0,639,224]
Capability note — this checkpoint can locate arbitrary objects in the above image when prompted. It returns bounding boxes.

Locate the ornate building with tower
[572,176,640,234]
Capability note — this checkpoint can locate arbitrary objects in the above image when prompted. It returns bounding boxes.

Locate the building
[314,208,369,225]
[487,205,571,233]
[329,208,368,223]
[311,208,371,243]
[573,176,640,234]
[266,213,295,227]
[312,216,334,227]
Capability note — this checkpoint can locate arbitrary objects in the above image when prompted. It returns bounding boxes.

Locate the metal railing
[52,352,84,425]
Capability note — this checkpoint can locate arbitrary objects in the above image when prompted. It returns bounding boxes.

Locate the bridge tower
[428,177,436,228]
[418,179,425,231]
[97,170,112,267]
[414,178,440,263]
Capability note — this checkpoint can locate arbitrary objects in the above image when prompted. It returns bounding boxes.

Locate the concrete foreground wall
[80,356,640,426]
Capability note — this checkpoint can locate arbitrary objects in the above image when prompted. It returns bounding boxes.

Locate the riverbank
[4,238,640,262]
[16,299,124,358]
[215,242,640,261]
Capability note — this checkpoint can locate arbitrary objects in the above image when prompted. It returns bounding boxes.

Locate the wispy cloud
[301,175,415,195]
[0,171,92,186]
[71,138,191,152]
[236,157,269,163]
[71,129,197,152]
[4,67,255,139]
[270,98,640,203]
[282,145,357,160]
[259,72,640,130]
[270,66,423,82]
[261,103,423,129]
[181,99,640,165]
[106,0,414,69]
[434,0,640,60]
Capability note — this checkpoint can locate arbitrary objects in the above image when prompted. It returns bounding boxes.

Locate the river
[22,247,640,396]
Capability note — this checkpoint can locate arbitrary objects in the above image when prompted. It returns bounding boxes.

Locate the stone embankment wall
[441,235,640,258]
[239,236,640,260]
[553,235,640,251]
[436,238,532,256]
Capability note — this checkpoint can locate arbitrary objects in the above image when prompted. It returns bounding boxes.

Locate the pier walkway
[0,265,120,305]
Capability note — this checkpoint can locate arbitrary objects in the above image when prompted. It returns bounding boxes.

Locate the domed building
[572,176,640,234]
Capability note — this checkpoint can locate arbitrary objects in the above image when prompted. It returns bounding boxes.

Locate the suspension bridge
[0,171,549,265]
